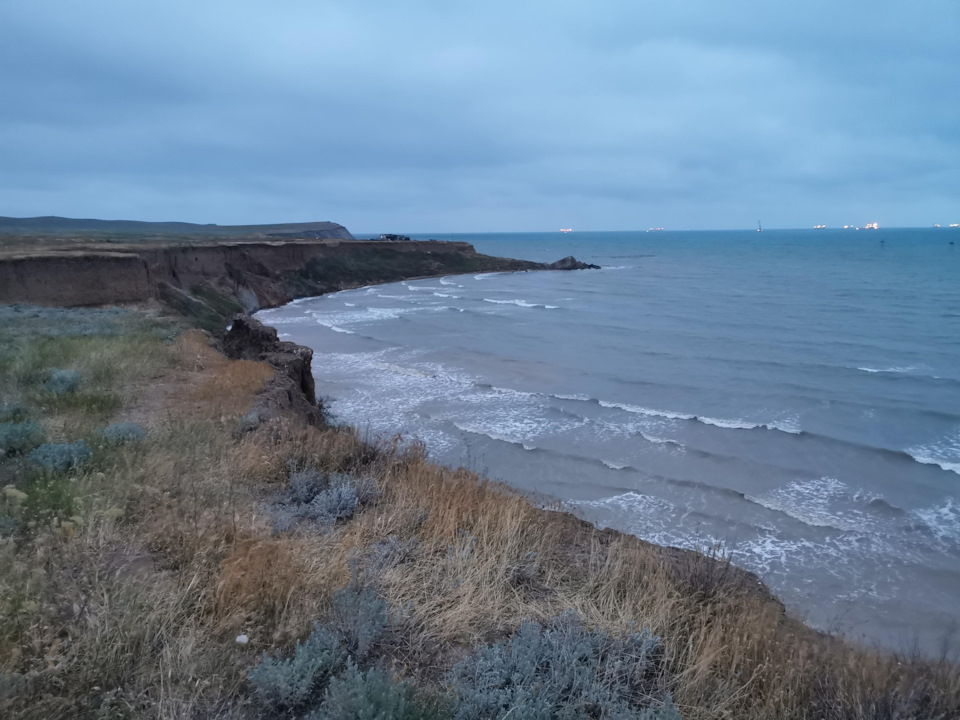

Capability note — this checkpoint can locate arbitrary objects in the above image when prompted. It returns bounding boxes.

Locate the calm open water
[257,228,960,654]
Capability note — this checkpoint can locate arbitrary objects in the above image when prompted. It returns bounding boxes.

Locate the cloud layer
[2,0,957,230]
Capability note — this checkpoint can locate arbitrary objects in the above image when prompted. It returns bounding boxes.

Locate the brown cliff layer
[0,239,551,315]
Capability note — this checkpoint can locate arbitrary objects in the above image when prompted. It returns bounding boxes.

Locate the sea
[256,228,960,655]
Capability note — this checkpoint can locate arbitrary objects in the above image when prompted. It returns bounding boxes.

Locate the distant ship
[559,228,573,233]
[814,225,826,230]
[757,221,762,232]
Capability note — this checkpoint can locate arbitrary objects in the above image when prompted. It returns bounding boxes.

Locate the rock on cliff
[222,314,322,426]
[546,256,601,270]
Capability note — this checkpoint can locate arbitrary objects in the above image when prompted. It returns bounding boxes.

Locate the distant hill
[0,216,354,240]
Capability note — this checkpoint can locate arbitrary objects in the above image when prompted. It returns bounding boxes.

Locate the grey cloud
[0,0,957,230]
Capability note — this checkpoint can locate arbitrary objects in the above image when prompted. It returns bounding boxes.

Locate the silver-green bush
[28,441,92,472]
[447,610,680,720]
[0,421,45,456]
[44,369,81,395]
[289,468,330,504]
[306,662,419,720]
[0,401,29,423]
[329,583,388,661]
[247,623,346,714]
[99,422,146,445]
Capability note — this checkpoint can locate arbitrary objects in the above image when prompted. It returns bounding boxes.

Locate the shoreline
[250,269,955,660]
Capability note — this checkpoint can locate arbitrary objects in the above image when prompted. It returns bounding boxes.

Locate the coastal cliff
[0,239,595,318]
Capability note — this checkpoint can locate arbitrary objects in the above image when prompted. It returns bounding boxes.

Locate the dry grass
[1,315,958,719]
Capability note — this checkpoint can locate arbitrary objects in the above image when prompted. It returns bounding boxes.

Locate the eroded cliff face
[0,239,540,313]
[0,252,152,307]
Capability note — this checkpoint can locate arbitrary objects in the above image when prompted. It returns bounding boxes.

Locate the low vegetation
[0,305,958,719]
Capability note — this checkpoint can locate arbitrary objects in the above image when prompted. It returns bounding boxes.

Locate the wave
[913,499,960,546]
[594,399,801,434]
[472,382,539,399]
[439,277,461,286]
[552,393,592,401]
[406,285,444,292]
[433,292,462,299]
[908,432,960,476]
[311,319,356,334]
[857,366,917,374]
[639,432,685,448]
[343,302,356,307]
[451,421,537,450]
[601,265,634,270]
[553,393,960,475]
[907,452,960,476]
[482,298,558,309]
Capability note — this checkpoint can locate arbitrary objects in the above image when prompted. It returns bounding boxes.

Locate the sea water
[257,228,960,655]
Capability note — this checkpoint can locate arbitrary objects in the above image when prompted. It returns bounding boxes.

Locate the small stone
[102,507,125,521]
[235,633,249,645]
[3,486,28,504]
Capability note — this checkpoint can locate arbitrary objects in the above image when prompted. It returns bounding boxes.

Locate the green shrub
[248,623,346,714]
[29,441,92,472]
[20,474,76,524]
[448,610,679,720]
[0,421,45,456]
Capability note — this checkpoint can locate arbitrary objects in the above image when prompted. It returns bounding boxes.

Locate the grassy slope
[0,307,958,719]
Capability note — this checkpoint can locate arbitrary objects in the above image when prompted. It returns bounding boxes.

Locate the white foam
[598,400,694,421]
[913,499,960,546]
[595,400,800,434]
[474,272,502,280]
[552,393,592,402]
[406,285,443,291]
[698,415,802,434]
[908,432,960,476]
[745,477,877,533]
[451,421,529,447]
[908,453,960,475]
[343,302,356,307]
[483,298,539,307]
[857,366,916,374]
[601,460,628,470]
[439,277,460,286]
[576,491,675,517]
[639,432,684,447]
[433,292,462,299]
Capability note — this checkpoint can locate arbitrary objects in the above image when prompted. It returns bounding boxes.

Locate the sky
[1,1,958,232]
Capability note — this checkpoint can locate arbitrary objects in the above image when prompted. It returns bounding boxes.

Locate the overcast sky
[1,1,957,232]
